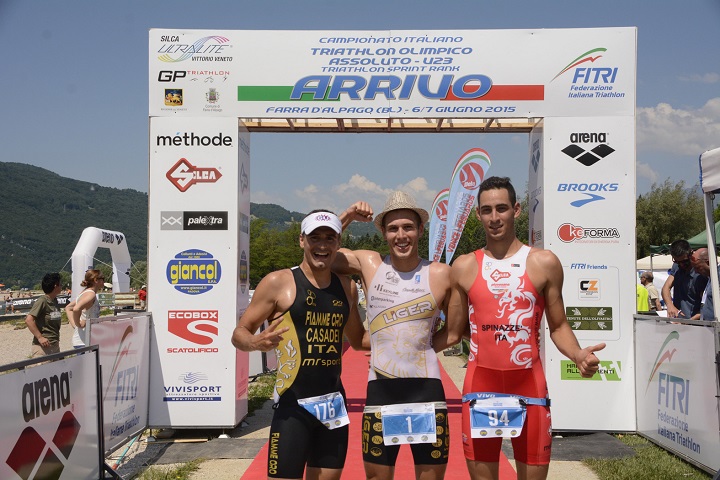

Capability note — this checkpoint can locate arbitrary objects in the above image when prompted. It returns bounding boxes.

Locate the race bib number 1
[469,396,526,438]
[380,403,437,446]
[297,392,349,430]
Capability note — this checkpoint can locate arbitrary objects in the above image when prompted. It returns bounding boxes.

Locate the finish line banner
[149,28,635,119]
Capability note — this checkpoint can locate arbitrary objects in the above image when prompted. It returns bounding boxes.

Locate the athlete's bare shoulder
[527,247,563,291]
[450,251,479,291]
[428,261,452,299]
[255,268,296,311]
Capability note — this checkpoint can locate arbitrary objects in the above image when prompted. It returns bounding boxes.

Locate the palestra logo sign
[161,211,228,231]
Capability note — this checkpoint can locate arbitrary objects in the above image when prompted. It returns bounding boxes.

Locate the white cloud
[636,161,659,184]
[678,73,720,84]
[637,97,720,155]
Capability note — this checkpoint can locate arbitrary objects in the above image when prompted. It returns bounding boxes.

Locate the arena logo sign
[166,249,222,295]
[166,158,222,192]
[561,132,615,167]
[557,223,620,244]
[6,371,80,478]
[161,211,228,231]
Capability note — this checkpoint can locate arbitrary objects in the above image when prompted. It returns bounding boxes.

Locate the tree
[636,179,704,258]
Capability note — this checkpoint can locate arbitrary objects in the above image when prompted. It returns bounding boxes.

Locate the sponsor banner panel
[635,320,720,472]
[91,314,151,454]
[543,116,635,229]
[149,28,635,118]
[528,123,544,248]
[541,116,635,430]
[0,352,101,479]
[149,117,242,427]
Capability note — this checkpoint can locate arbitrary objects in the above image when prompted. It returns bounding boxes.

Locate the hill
[0,162,377,288]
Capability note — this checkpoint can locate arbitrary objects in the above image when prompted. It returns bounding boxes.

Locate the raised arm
[341,277,370,351]
[231,270,291,352]
[338,201,373,231]
[538,250,605,378]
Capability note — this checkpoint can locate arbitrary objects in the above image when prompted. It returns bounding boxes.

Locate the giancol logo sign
[7,371,80,479]
[561,132,615,167]
[557,223,619,244]
[166,158,222,192]
[557,182,619,207]
[168,310,219,349]
[166,249,221,295]
[551,47,626,99]
[157,35,231,63]
[161,211,228,231]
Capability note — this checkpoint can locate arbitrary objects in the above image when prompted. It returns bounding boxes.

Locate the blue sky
[1,1,719,215]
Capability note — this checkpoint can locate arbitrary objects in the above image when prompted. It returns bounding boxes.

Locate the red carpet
[241,346,515,479]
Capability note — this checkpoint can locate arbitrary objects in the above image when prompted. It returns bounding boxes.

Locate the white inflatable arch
[70,227,131,298]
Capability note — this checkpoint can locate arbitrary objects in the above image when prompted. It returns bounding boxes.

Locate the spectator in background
[689,248,719,320]
[640,272,662,311]
[661,239,708,318]
[25,272,62,357]
[65,269,104,348]
[138,285,147,309]
[636,282,650,312]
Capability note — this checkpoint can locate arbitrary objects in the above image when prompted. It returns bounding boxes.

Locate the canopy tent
[650,220,720,254]
[699,146,720,321]
[636,254,674,271]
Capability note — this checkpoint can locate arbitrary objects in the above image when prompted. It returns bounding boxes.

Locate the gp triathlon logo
[557,223,619,243]
[7,411,81,479]
[166,158,222,192]
[561,132,615,167]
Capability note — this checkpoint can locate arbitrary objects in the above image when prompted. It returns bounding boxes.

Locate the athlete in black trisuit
[232,210,368,480]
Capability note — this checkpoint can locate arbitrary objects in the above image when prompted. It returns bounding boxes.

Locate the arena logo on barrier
[166,249,222,295]
[6,371,80,479]
[561,132,615,167]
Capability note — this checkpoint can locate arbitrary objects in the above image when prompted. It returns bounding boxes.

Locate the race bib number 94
[380,403,437,446]
[470,396,526,438]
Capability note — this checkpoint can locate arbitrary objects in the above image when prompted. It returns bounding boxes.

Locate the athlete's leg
[364,462,395,480]
[414,463,447,480]
[515,462,549,480]
[305,467,343,480]
[466,460,499,480]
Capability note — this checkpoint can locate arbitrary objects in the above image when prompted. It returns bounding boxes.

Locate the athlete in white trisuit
[335,191,453,480]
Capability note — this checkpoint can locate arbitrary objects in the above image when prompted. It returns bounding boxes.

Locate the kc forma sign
[149,27,636,431]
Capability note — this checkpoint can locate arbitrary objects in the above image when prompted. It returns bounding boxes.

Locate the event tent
[650,220,720,253]
[636,254,673,271]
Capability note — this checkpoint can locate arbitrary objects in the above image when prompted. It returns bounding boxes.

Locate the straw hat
[373,191,430,231]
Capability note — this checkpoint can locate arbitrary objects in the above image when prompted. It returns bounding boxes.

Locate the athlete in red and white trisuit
[444,176,605,480]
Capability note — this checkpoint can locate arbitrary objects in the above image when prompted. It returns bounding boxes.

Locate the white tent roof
[700,146,720,193]
[636,254,674,271]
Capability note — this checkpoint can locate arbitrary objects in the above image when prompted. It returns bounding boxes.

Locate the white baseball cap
[301,212,342,235]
